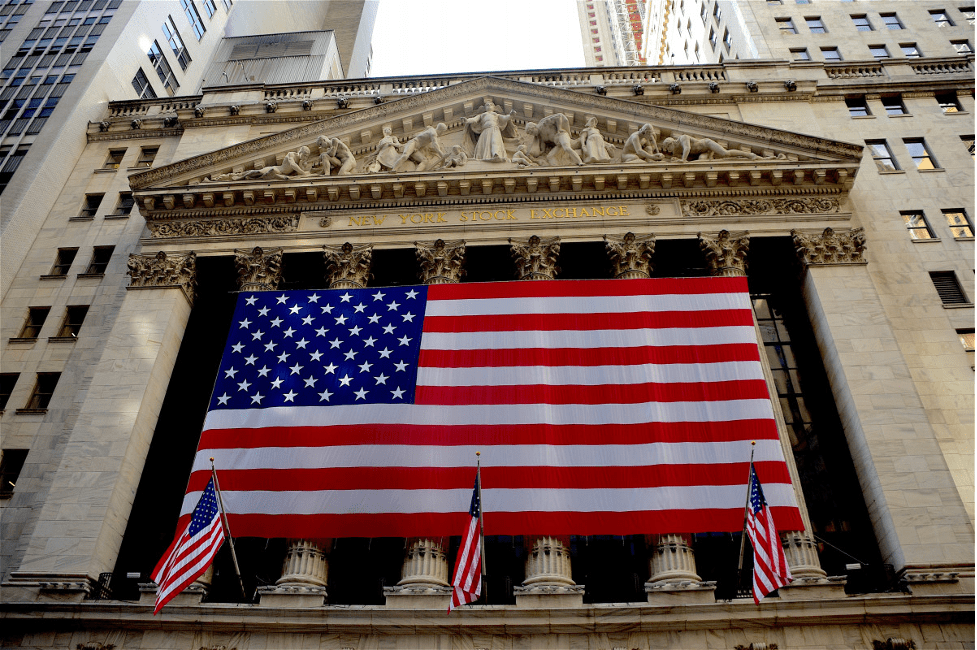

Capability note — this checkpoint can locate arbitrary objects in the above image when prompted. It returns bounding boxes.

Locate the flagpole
[210,457,247,601]
[476,450,487,603]
[736,441,757,590]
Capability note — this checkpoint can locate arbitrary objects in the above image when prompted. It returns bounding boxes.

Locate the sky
[369,0,586,77]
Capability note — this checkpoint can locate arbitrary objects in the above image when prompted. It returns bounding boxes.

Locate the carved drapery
[605,232,655,279]
[234,246,284,292]
[415,239,466,285]
[792,227,867,266]
[397,538,450,587]
[523,536,575,586]
[698,230,749,277]
[510,235,560,281]
[126,251,197,305]
[323,242,373,289]
[647,533,702,585]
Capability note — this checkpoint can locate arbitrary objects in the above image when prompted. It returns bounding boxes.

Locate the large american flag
[176,277,803,538]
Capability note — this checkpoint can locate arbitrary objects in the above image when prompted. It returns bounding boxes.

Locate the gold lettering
[593,207,605,217]
[579,208,590,217]
[400,215,409,224]
[530,209,538,219]
[437,212,447,223]
[619,206,630,216]
[348,217,363,226]
[607,207,619,216]
[422,213,433,223]
[372,215,385,226]
[460,211,468,221]
[567,207,576,218]
[507,209,516,220]
[556,208,567,218]
[480,211,492,221]
[541,208,553,218]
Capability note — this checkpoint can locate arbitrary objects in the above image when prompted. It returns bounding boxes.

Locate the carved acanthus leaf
[147,216,299,239]
[698,230,749,277]
[510,235,561,281]
[415,239,466,285]
[235,246,284,292]
[682,197,840,217]
[605,232,655,279]
[127,251,197,304]
[791,227,866,266]
[324,242,373,289]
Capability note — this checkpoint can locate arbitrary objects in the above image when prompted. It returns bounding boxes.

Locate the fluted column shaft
[276,539,329,588]
[648,534,702,584]
[523,536,575,586]
[398,538,450,587]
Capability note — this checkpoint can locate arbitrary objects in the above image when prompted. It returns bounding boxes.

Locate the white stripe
[420,326,758,351]
[190,439,788,473]
[426,292,750,317]
[156,520,224,603]
[180,483,799,517]
[202,399,775,430]
[417,360,765,387]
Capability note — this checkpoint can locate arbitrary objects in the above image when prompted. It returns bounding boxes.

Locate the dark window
[0,374,18,411]
[845,96,870,117]
[776,17,797,34]
[24,372,60,410]
[181,0,205,39]
[723,28,731,49]
[712,2,721,22]
[962,135,975,158]
[136,146,158,167]
[936,92,963,113]
[900,43,922,58]
[147,40,178,94]
[851,15,872,31]
[805,17,826,33]
[110,192,134,216]
[202,0,216,18]
[944,209,974,238]
[162,16,191,70]
[881,95,907,115]
[56,305,88,338]
[951,40,973,55]
[869,44,890,59]
[84,246,113,275]
[930,9,954,27]
[79,193,103,218]
[930,272,969,305]
[821,47,842,61]
[0,449,28,496]
[49,247,78,276]
[880,13,903,29]
[131,68,156,99]
[709,28,717,48]
[901,211,934,240]
[961,6,975,25]
[104,148,125,168]
[904,139,939,170]
[866,140,898,172]
[18,307,50,338]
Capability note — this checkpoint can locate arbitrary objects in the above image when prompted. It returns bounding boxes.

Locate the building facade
[1,12,974,650]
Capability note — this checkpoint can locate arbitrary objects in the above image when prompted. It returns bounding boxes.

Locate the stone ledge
[256,584,327,608]
[383,584,452,609]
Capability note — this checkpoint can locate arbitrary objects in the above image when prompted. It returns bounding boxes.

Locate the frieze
[792,227,867,265]
[682,197,840,217]
[147,215,299,239]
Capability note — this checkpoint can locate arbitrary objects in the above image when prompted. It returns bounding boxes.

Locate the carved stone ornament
[510,235,561,281]
[163,116,179,128]
[873,640,916,650]
[130,119,142,130]
[682,197,840,217]
[77,644,116,650]
[645,204,661,215]
[415,238,466,285]
[792,227,867,266]
[98,120,110,132]
[193,105,205,118]
[605,232,655,279]
[699,230,750,277]
[734,644,778,650]
[324,242,373,289]
[229,105,241,116]
[126,251,197,304]
[235,246,284,292]
[147,215,299,239]
[265,101,278,113]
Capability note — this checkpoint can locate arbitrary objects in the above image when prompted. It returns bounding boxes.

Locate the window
[221,0,232,10]
[881,95,907,116]
[805,17,826,33]
[776,17,797,34]
[900,43,922,58]
[202,0,216,18]
[944,209,973,238]
[79,193,103,219]
[869,45,890,59]
[930,10,954,27]
[712,2,721,22]
[929,272,970,305]
[957,329,975,351]
[55,305,88,338]
[0,374,18,411]
[131,68,156,99]
[136,146,158,167]
[161,16,190,70]
[821,47,842,61]
[17,307,49,339]
[851,15,872,31]
[962,135,975,158]
[700,3,707,22]
[147,40,178,95]
[103,148,125,169]
[866,140,898,171]
[795,0,809,3]
[180,0,205,39]
[790,48,810,61]
[904,139,939,170]
[845,96,870,117]
[901,211,934,239]
[24,372,60,410]
[48,247,77,276]
[709,28,717,48]
[880,13,903,29]
[109,192,134,216]
[936,92,963,113]
[951,40,974,55]
[960,6,975,25]
[766,0,783,5]
[83,245,113,275]
[0,449,28,496]
[723,28,732,49]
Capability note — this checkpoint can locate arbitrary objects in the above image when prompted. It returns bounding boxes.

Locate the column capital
[605,232,655,279]
[510,235,560,281]
[792,227,867,266]
[415,239,466,285]
[234,246,284,292]
[126,251,197,305]
[323,241,373,289]
[698,230,749,277]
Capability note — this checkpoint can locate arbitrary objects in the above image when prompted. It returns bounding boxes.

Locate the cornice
[87,127,184,143]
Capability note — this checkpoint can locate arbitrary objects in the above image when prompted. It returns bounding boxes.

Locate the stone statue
[604,232,656,279]
[621,124,664,163]
[415,239,466,284]
[578,117,614,164]
[316,135,356,176]
[524,113,583,167]
[661,134,762,162]
[323,242,373,289]
[462,99,518,162]
[370,125,405,173]
[440,145,468,169]
[203,147,315,182]
[509,235,561,281]
[391,123,448,172]
[511,144,538,168]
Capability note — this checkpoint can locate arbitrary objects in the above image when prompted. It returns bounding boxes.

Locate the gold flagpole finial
[751,440,756,446]
[476,451,480,457]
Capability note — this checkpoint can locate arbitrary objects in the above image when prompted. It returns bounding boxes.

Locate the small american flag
[152,478,225,614]
[448,475,482,613]
[746,465,792,603]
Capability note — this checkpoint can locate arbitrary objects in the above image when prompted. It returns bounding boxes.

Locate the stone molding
[682,197,841,217]
[510,235,561,281]
[148,215,299,239]
[324,242,373,289]
[415,239,466,285]
[605,231,655,279]
[698,230,749,277]
[234,247,284,292]
[126,251,197,305]
[792,227,867,266]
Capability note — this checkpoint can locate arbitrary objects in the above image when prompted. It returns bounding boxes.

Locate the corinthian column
[698,230,749,277]
[415,239,466,284]
[234,246,284,292]
[509,235,560,281]
[323,242,373,289]
[604,232,655,279]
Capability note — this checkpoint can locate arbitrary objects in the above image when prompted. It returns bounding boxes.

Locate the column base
[645,580,717,604]
[256,584,327,608]
[383,584,452,609]
[777,575,847,600]
[513,584,585,608]
[138,581,209,606]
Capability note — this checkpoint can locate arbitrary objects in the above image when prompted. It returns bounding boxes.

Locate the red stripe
[423,309,754,333]
[415,379,771,405]
[428,277,749,301]
[418,343,761,368]
[186,461,793,493]
[199,420,781,449]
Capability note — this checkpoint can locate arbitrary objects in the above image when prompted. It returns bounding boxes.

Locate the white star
[283,390,298,403]
[391,386,406,399]
[231,342,244,353]
[251,392,264,404]
[387,300,401,311]
[217,393,230,405]
[378,347,392,358]
[308,294,320,303]
[289,363,304,375]
[277,352,290,364]
[324,363,337,375]
[245,355,257,365]
[354,388,369,400]
[315,326,328,337]
[354,303,366,313]
[375,373,389,385]
[358,361,373,373]
[276,295,288,304]
[224,367,238,379]
[394,361,409,372]
[283,327,296,338]
[258,307,270,317]
[344,349,358,360]
[270,377,284,389]
[383,324,396,335]
[318,389,332,402]
[237,379,251,391]
[339,292,352,303]
[321,304,334,314]
[402,312,415,322]
[289,304,302,315]
[303,376,318,388]
[252,329,265,340]
[264,341,277,352]
[302,315,314,326]
[405,289,419,299]
[270,317,283,328]
[335,314,348,325]
[363,336,377,347]
[349,325,363,336]
[257,366,271,377]
[245,296,257,306]
[329,338,343,349]
[367,313,381,324]
[295,338,309,349]
[398,335,412,346]
[372,291,386,301]
[310,350,323,361]
[338,374,353,387]
[239,318,252,329]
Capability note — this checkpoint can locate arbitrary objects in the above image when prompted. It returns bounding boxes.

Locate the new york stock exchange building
[1,60,974,650]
